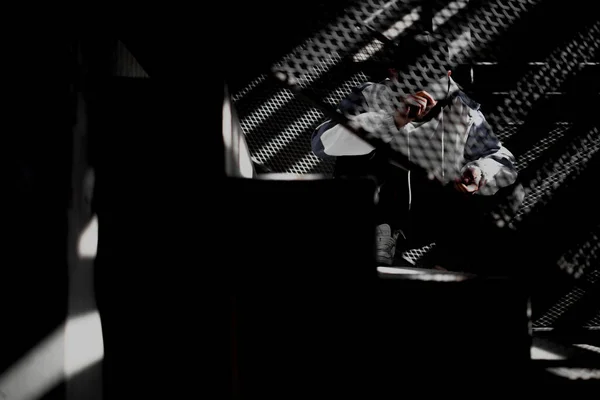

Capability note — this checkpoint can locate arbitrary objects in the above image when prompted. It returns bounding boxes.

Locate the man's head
[389,31,474,91]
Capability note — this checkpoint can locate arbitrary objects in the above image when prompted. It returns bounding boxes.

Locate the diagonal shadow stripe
[488,21,600,130]
[534,268,600,332]
[255,117,328,173]
[556,225,600,280]
[512,123,573,169]
[514,106,598,183]
[514,127,600,225]
[584,310,600,328]
[514,132,600,256]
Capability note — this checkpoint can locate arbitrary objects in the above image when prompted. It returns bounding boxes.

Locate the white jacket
[311,76,518,195]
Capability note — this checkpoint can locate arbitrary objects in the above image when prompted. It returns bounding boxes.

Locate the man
[311,72,521,268]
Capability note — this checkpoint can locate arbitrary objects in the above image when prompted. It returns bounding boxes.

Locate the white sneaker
[376,224,400,265]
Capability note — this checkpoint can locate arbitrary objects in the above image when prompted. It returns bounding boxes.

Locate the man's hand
[454,165,484,194]
[394,90,437,128]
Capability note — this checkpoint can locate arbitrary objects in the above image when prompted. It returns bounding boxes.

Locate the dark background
[2,1,599,398]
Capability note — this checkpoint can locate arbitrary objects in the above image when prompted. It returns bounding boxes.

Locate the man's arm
[311,82,376,159]
[461,112,518,195]
[312,83,435,160]
[311,82,410,159]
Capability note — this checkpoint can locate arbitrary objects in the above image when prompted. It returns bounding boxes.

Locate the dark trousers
[335,153,525,273]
